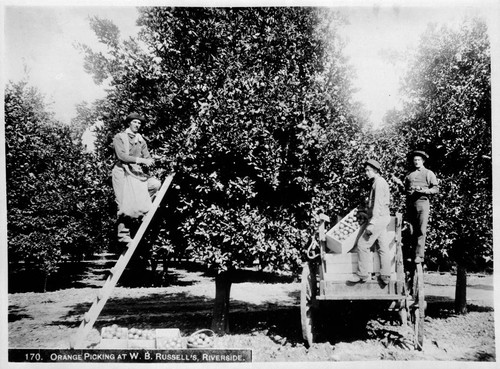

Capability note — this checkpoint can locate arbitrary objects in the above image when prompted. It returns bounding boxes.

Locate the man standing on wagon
[349,159,392,286]
[393,150,439,264]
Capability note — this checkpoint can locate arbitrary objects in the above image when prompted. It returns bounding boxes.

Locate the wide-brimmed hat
[125,112,145,124]
[364,159,381,172]
[410,150,429,160]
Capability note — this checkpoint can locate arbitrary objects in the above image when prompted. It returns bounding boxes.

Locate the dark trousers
[407,198,430,258]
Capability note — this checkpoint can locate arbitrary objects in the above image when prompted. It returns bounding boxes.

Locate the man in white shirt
[349,159,392,285]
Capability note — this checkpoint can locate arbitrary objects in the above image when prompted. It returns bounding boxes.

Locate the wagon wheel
[300,262,317,347]
[399,301,408,327]
[398,280,410,327]
[394,236,408,327]
[410,263,425,350]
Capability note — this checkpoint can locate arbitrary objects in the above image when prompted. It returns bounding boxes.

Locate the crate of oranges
[127,327,156,349]
[156,328,184,349]
[99,325,129,349]
[325,208,365,254]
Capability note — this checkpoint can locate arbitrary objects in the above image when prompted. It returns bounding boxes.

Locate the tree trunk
[162,255,168,274]
[43,273,48,293]
[211,270,232,334]
[455,263,467,314]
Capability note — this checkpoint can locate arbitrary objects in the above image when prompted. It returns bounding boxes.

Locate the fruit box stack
[99,326,183,349]
[325,208,363,254]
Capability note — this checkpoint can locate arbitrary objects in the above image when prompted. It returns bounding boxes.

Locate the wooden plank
[70,173,175,349]
[324,260,396,274]
[322,272,359,281]
[317,294,405,301]
[323,252,358,264]
[322,271,397,281]
[319,280,325,296]
[324,263,357,274]
[394,213,404,295]
[321,279,398,297]
[324,252,396,274]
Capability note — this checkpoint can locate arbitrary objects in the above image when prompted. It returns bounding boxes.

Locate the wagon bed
[300,213,425,350]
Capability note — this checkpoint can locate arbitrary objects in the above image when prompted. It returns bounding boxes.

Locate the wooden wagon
[300,212,425,350]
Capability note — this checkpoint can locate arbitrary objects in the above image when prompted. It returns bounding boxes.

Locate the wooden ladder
[69,173,175,349]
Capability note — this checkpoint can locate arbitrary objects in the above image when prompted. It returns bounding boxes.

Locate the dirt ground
[8,254,495,362]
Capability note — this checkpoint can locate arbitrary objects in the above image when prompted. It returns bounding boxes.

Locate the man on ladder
[112,112,161,244]
[70,113,174,349]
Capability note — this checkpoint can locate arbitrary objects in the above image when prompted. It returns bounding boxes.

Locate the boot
[117,222,132,244]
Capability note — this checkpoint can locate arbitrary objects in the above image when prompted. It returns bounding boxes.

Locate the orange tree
[80,7,362,332]
[392,18,491,313]
[5,81,113,291]
[313,123,410,220]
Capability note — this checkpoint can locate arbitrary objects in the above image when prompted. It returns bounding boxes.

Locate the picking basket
[186,329,215,348]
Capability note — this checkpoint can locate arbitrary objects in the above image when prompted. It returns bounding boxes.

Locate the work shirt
[366,175,391,231]
[405,167,439,202]
[113,128,151,165]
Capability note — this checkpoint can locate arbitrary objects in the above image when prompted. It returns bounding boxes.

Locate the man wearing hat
[349,159,392,285]
[394,150,439,263]
[112,113,161,243]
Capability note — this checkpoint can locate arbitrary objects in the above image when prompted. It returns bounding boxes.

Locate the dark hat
[364,159,381,172]
[410,150,429,160]
[125,112,145,124]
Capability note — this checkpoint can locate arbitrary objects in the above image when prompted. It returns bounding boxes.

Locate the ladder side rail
[70,173,175,349]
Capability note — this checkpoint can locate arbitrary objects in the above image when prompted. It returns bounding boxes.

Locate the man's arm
[366,179,389,233]
[391,174,404,188]
[422,170,439,194]
[392,173,412,194]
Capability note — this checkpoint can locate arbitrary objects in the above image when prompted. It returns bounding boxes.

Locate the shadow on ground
[9,254,494,353]
[8,257,205,292]
[8,256,297,293]
[8,305,33,323]
[48,289,492,348]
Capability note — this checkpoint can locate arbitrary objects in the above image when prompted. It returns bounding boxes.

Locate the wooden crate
[127,328,156,349]
[100,338,128,349]
[99,326,128,349]
[325,209,362,253]
[128,338,156,349]
[322,270,398,282]
[156,328,183,349]
[326,213,398,255]
[319,279,400,299]
[323,216,398,281]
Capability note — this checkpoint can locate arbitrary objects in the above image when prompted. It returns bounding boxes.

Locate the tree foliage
[393,18,492,272]
[81,7,362,275]
[5,80,113,286]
